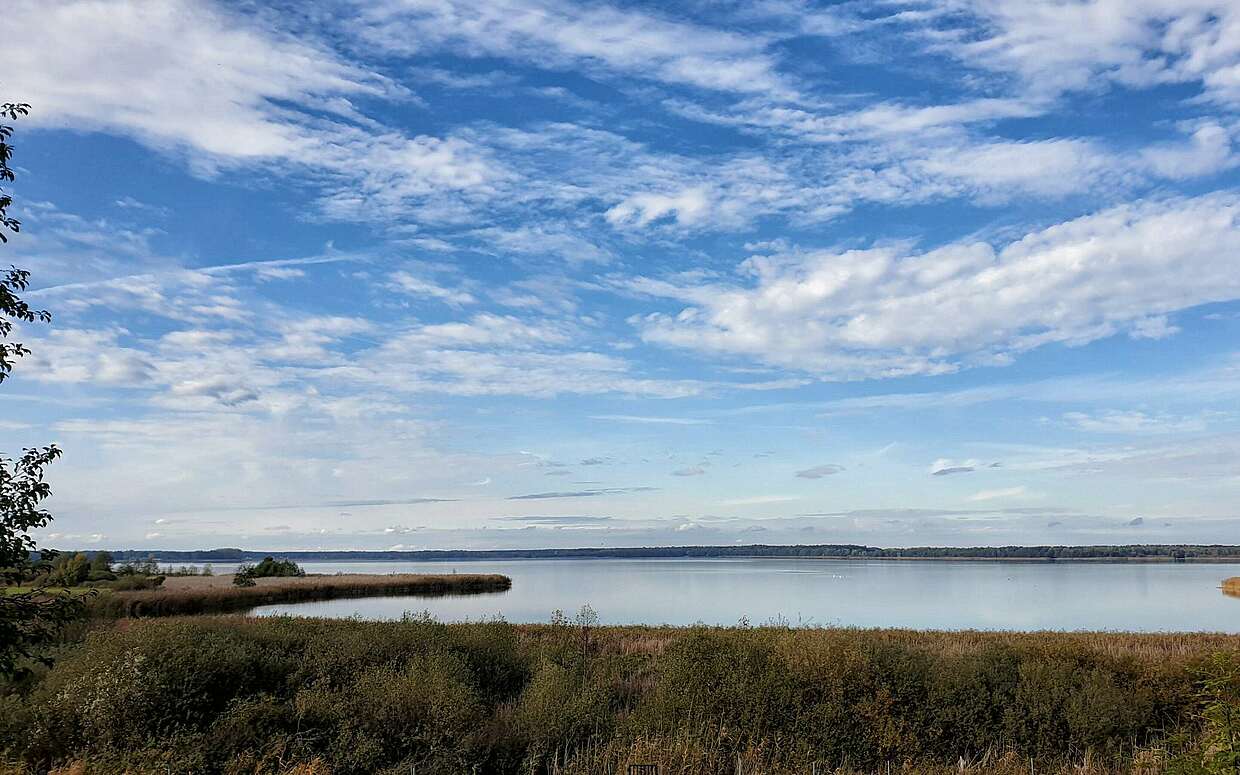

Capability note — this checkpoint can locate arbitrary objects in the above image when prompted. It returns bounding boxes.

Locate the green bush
[250,557,305,578]
[42,552,90,587]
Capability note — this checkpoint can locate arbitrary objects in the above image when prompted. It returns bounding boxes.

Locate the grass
[1,587,96,597]
[1223,576,1240,597]
[85,573,511,619]
[2,615,1237,774]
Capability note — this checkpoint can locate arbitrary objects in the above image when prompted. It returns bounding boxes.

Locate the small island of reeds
[1223,576,1240,597]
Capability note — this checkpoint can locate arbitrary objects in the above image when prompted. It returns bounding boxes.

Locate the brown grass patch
[87,573,510,618]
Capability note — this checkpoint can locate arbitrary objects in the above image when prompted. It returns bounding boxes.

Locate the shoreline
[101,543,1240,565]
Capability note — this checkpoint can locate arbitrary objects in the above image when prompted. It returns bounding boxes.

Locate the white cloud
[629,193,1240,378]
[1062,410,1219,434]
[719,494,801,506]
[589,415,712,425]
[928,0,1240,106]
[388,272,478,306]
[23,328,155,386]
[8,1,506,226]
[969,486,1028,502]
[606,187,714,228]
[930,459,982,476]
[7,0,382,160]
[675,96,1045,144]
[391,314,570,349]
[1141,124,1238,179]
[1129,315,1181,340]
[471,225,612,266]
[909,138,1133,200]
[255,267,306,282]
[355,0,790,96]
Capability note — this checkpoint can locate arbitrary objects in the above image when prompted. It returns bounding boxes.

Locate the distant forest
[104,543,1240,562]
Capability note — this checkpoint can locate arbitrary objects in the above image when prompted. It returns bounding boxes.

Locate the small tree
[233,562,257,587]
[89,550,113,575]
[0,445,81,675]
[0,99,83,676]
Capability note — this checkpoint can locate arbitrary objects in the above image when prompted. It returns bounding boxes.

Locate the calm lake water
[248,558,1240,632]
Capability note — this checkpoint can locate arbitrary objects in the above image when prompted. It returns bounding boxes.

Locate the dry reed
[86,573,511,618]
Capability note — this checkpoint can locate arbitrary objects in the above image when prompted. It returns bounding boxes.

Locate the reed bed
[84,573,511,618]
[1223,576,1240,597]
[2,615,1237,774]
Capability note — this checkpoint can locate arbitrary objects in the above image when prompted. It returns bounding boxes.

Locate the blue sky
[6,0,1240,550]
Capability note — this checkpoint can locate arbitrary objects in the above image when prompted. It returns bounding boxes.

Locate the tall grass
[2,616,1237,774]
[1223,576,1240,598]
[85,573,511,618]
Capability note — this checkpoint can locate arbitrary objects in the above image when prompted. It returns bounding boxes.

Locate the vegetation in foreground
[1,616,1237,774]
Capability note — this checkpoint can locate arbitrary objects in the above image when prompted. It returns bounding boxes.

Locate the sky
[5,0,1240,551]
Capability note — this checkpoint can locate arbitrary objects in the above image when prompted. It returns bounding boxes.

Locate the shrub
[1,619,1235,774]
[250,557,304,578]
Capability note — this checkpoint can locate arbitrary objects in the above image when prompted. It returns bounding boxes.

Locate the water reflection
[250,558,1240,632]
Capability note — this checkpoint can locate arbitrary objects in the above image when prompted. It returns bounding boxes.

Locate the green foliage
[234,557,303,587]
[251,557,305,578]
[0,101,31,243]
[1,103,50,382]
[0,99,82,678]
[1198,652,1240,773]
[1170,651,1240,774]
[88,551,112,575]
[115,557,160,576]
[234,557,304,587]
[0,618,1231,774]
[0,445,81,677]
[159,563,211,576]
[43,553,90,587]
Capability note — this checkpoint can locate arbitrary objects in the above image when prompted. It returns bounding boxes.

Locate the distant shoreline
[98,543,1240,564]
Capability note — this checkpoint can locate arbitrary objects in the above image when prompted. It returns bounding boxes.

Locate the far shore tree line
[99,542,1240,564]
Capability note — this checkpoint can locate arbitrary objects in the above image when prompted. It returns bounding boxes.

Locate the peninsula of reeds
[85,573,511,618]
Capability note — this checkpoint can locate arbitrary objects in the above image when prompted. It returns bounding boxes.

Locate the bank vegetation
[1,616,1237,774]
[85,573,512,618]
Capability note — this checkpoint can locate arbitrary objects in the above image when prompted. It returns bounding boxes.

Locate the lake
[248,557,1240,632]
